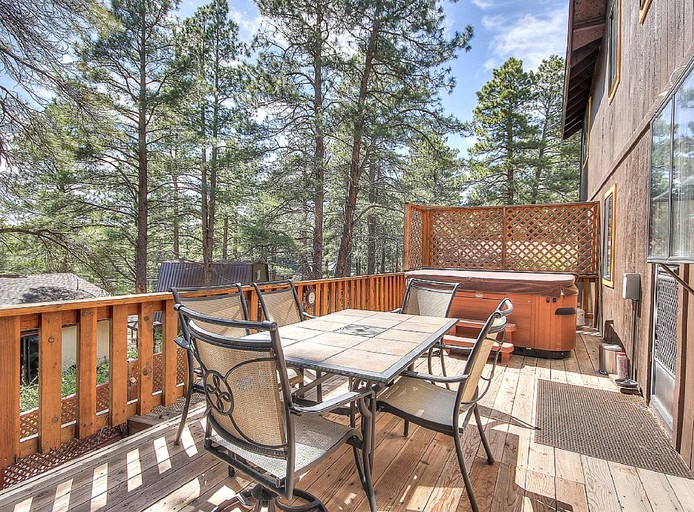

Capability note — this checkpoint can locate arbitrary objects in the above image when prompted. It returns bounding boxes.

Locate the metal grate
[654,273,678,375]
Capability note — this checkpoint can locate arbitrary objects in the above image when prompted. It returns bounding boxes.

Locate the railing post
[0,317,20,485]
[39,312,63,452]
[78,308,98,439]
[162,299,178,405]
[137,303,154,415]
[110,304,128,426]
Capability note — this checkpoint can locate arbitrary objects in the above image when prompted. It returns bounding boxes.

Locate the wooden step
[443,334,514,364]
[456,318,517,332]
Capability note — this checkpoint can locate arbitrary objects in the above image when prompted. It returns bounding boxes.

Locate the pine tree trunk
[173,167,180,259]
[335,13,380,277]
[312,13,325,279]
[367,159,377,274]
[222,215,228,260]
[135,8,148,293]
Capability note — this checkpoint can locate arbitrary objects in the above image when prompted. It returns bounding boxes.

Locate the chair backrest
[457,298,513,404]
[400,278,459,317]
[176,306,294,466]
[171,283,249,338]
[253,280,304,327]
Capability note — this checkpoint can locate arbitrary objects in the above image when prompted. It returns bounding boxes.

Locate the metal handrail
[656,263,694,296]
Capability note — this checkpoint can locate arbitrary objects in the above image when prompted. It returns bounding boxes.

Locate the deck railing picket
[39,312,62,453]
[77,308,98,439]
[110,305,129,426]
[0,317,20,487]
[137,303,154,415]
[162,300,178,405]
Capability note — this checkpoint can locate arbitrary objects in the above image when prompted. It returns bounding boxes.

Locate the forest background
[0,0,579,293]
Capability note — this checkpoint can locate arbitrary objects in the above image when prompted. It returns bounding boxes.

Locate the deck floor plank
[2,332,693,512]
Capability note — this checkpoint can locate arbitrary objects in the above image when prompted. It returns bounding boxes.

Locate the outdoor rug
[536,379,693,478]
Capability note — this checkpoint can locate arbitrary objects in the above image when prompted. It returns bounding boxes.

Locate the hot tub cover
[405,269,578,297]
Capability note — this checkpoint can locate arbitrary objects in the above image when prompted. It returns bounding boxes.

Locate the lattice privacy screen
[404,202,599,275]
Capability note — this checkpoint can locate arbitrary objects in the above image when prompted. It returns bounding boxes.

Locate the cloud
[227,6,264,40]
[482,8,567,70]
[471,0,496,9]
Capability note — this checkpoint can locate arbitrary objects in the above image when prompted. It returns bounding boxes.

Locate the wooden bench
[442,334,515,364]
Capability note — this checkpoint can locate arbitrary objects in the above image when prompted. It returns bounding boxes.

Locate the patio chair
[253,279,315,396]
[377,298,513,512]
[253,279,314,326]
[395,278,460,379]
[175,306,377,512]
[171,284,250,446]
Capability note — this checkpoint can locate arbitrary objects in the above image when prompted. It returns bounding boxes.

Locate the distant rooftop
[0,273,109,305]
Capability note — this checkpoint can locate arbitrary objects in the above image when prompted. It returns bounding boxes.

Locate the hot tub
[405,269,578,354]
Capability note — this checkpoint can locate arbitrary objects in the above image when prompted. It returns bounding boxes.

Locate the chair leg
[352,445,376,512]
[474,404,494,464]
[174,354,196,446]
[454,410,480,512]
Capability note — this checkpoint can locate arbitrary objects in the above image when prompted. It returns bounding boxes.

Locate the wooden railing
[0,273,405,485]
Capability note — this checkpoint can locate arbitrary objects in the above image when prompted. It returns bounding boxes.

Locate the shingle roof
[0,273,109,305]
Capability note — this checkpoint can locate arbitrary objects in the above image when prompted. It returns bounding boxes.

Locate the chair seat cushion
[211,414,354,479]
[378,376,473,430]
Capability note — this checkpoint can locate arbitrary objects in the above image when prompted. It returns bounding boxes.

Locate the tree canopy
[0,0,579,293]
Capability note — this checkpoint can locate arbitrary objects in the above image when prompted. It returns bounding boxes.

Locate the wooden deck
[2,330,694,512]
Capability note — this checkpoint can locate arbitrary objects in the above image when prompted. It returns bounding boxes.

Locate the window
[639,0,652,23]
[648,63,694,262]
[602,184,617,287]
[607,0,621,101]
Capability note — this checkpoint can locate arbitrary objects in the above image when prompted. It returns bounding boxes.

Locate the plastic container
[576,307,585,326]
[617,352,628,379]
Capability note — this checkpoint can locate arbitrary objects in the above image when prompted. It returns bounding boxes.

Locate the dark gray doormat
[536,379,693,478]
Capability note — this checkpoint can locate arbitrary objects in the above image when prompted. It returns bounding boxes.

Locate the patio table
[247,308,457,468]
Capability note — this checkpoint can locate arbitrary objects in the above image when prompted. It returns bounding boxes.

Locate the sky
[179,0,570,156]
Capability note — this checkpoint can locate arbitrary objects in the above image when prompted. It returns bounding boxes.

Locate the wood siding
[583,0,694,466]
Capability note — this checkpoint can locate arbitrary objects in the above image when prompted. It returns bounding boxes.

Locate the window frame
[602,184,617,288]
[607,0,621,103]
[647,59,694,264]
[639,0,652,24]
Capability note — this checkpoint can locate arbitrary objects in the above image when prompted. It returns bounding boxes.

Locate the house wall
[61,321,111,369]
[584,0,694,464]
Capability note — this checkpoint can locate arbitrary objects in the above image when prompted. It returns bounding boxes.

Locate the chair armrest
[290,388,373,415]
[174,335,190,350]
[302,312,315,320]
[401,370,469,384]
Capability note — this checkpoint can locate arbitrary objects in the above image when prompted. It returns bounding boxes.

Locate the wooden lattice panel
[404,202,599,275]
[505,204,598,274]
[408,208,423,270]
[430,208,504,269]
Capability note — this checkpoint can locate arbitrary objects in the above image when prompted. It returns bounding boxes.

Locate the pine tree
[174,0,247,282]
[78,0,177,292]
[333,0,472,276]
